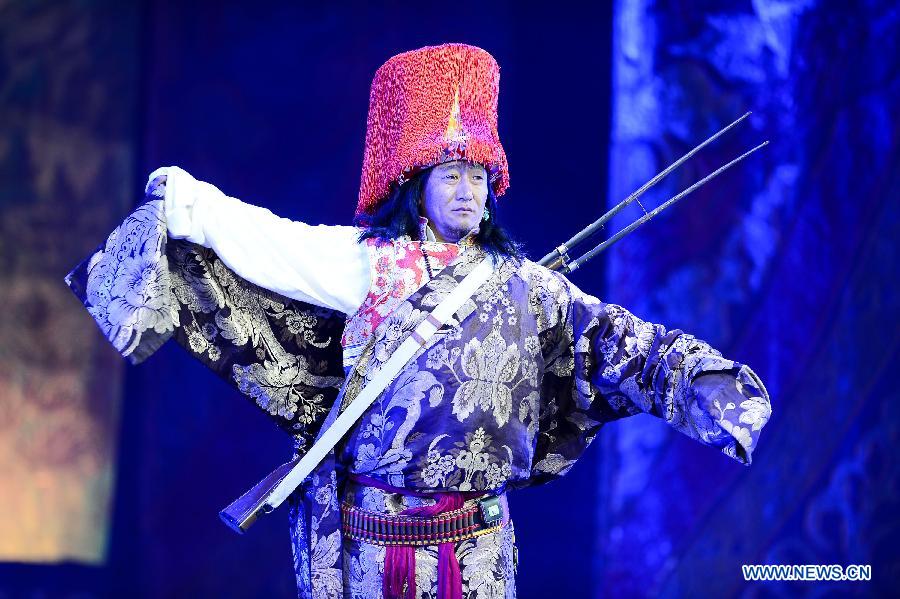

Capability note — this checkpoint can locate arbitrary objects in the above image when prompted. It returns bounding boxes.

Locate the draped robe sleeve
[153,165,371,314]
[63,190,347,450]
[527,267,772,484]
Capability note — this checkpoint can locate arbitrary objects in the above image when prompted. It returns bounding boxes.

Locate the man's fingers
[147,174,167,197]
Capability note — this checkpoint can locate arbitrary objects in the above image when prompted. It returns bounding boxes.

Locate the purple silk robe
[66,196,772,598]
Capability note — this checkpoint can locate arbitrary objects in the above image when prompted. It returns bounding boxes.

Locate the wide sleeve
[530,268,772,482]
[63,190,347,450]
[149,165,371,315]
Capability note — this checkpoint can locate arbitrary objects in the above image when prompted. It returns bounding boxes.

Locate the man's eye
[444,174,459,180]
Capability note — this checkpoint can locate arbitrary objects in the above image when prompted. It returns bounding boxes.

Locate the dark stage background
[1,0,897,597]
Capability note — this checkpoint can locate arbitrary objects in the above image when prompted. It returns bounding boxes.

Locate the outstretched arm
[528,265,772,483]
[574,282,772,465]
[65,188,347,443]
[147,166,370,315]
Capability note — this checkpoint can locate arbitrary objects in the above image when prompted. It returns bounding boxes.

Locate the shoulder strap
[219,255,495,532]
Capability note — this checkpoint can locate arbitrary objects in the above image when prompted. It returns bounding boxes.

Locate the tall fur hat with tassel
[356,43,510,217]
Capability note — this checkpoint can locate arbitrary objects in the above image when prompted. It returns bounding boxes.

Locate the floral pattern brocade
[64,198,347,449]
[66,195,772,599]
[340,236,460,369]
[332,254,771,497]
[302,246,771,598]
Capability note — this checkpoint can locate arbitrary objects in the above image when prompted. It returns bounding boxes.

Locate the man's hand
[147,173,167,198]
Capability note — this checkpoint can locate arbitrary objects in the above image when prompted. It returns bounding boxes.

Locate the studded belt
[340,494,507,547]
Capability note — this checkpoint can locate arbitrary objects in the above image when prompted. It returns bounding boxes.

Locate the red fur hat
[356,43,510,217]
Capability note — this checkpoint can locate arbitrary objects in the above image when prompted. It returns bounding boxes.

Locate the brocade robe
[65,192,772,598]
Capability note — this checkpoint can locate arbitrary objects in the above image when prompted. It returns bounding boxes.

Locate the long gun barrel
[539,112,768,273]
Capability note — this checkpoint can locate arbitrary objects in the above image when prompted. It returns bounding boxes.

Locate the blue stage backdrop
[603,1,899,597]
[0,0,138,572]
[0,0,897,597]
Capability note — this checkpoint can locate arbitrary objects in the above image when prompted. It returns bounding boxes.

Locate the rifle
[220,112,769,534]
[540,112,768,273]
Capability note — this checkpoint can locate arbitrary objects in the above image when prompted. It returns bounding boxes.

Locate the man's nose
[456,177,475,201]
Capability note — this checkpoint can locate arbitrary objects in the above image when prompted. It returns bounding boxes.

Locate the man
[68,44,771,599]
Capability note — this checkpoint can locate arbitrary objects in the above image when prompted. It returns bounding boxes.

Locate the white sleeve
[145,166,371,315]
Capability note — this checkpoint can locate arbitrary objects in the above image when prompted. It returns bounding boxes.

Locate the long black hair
[354,166,522,259]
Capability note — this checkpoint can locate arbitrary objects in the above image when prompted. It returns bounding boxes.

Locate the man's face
[421,160,489,243]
